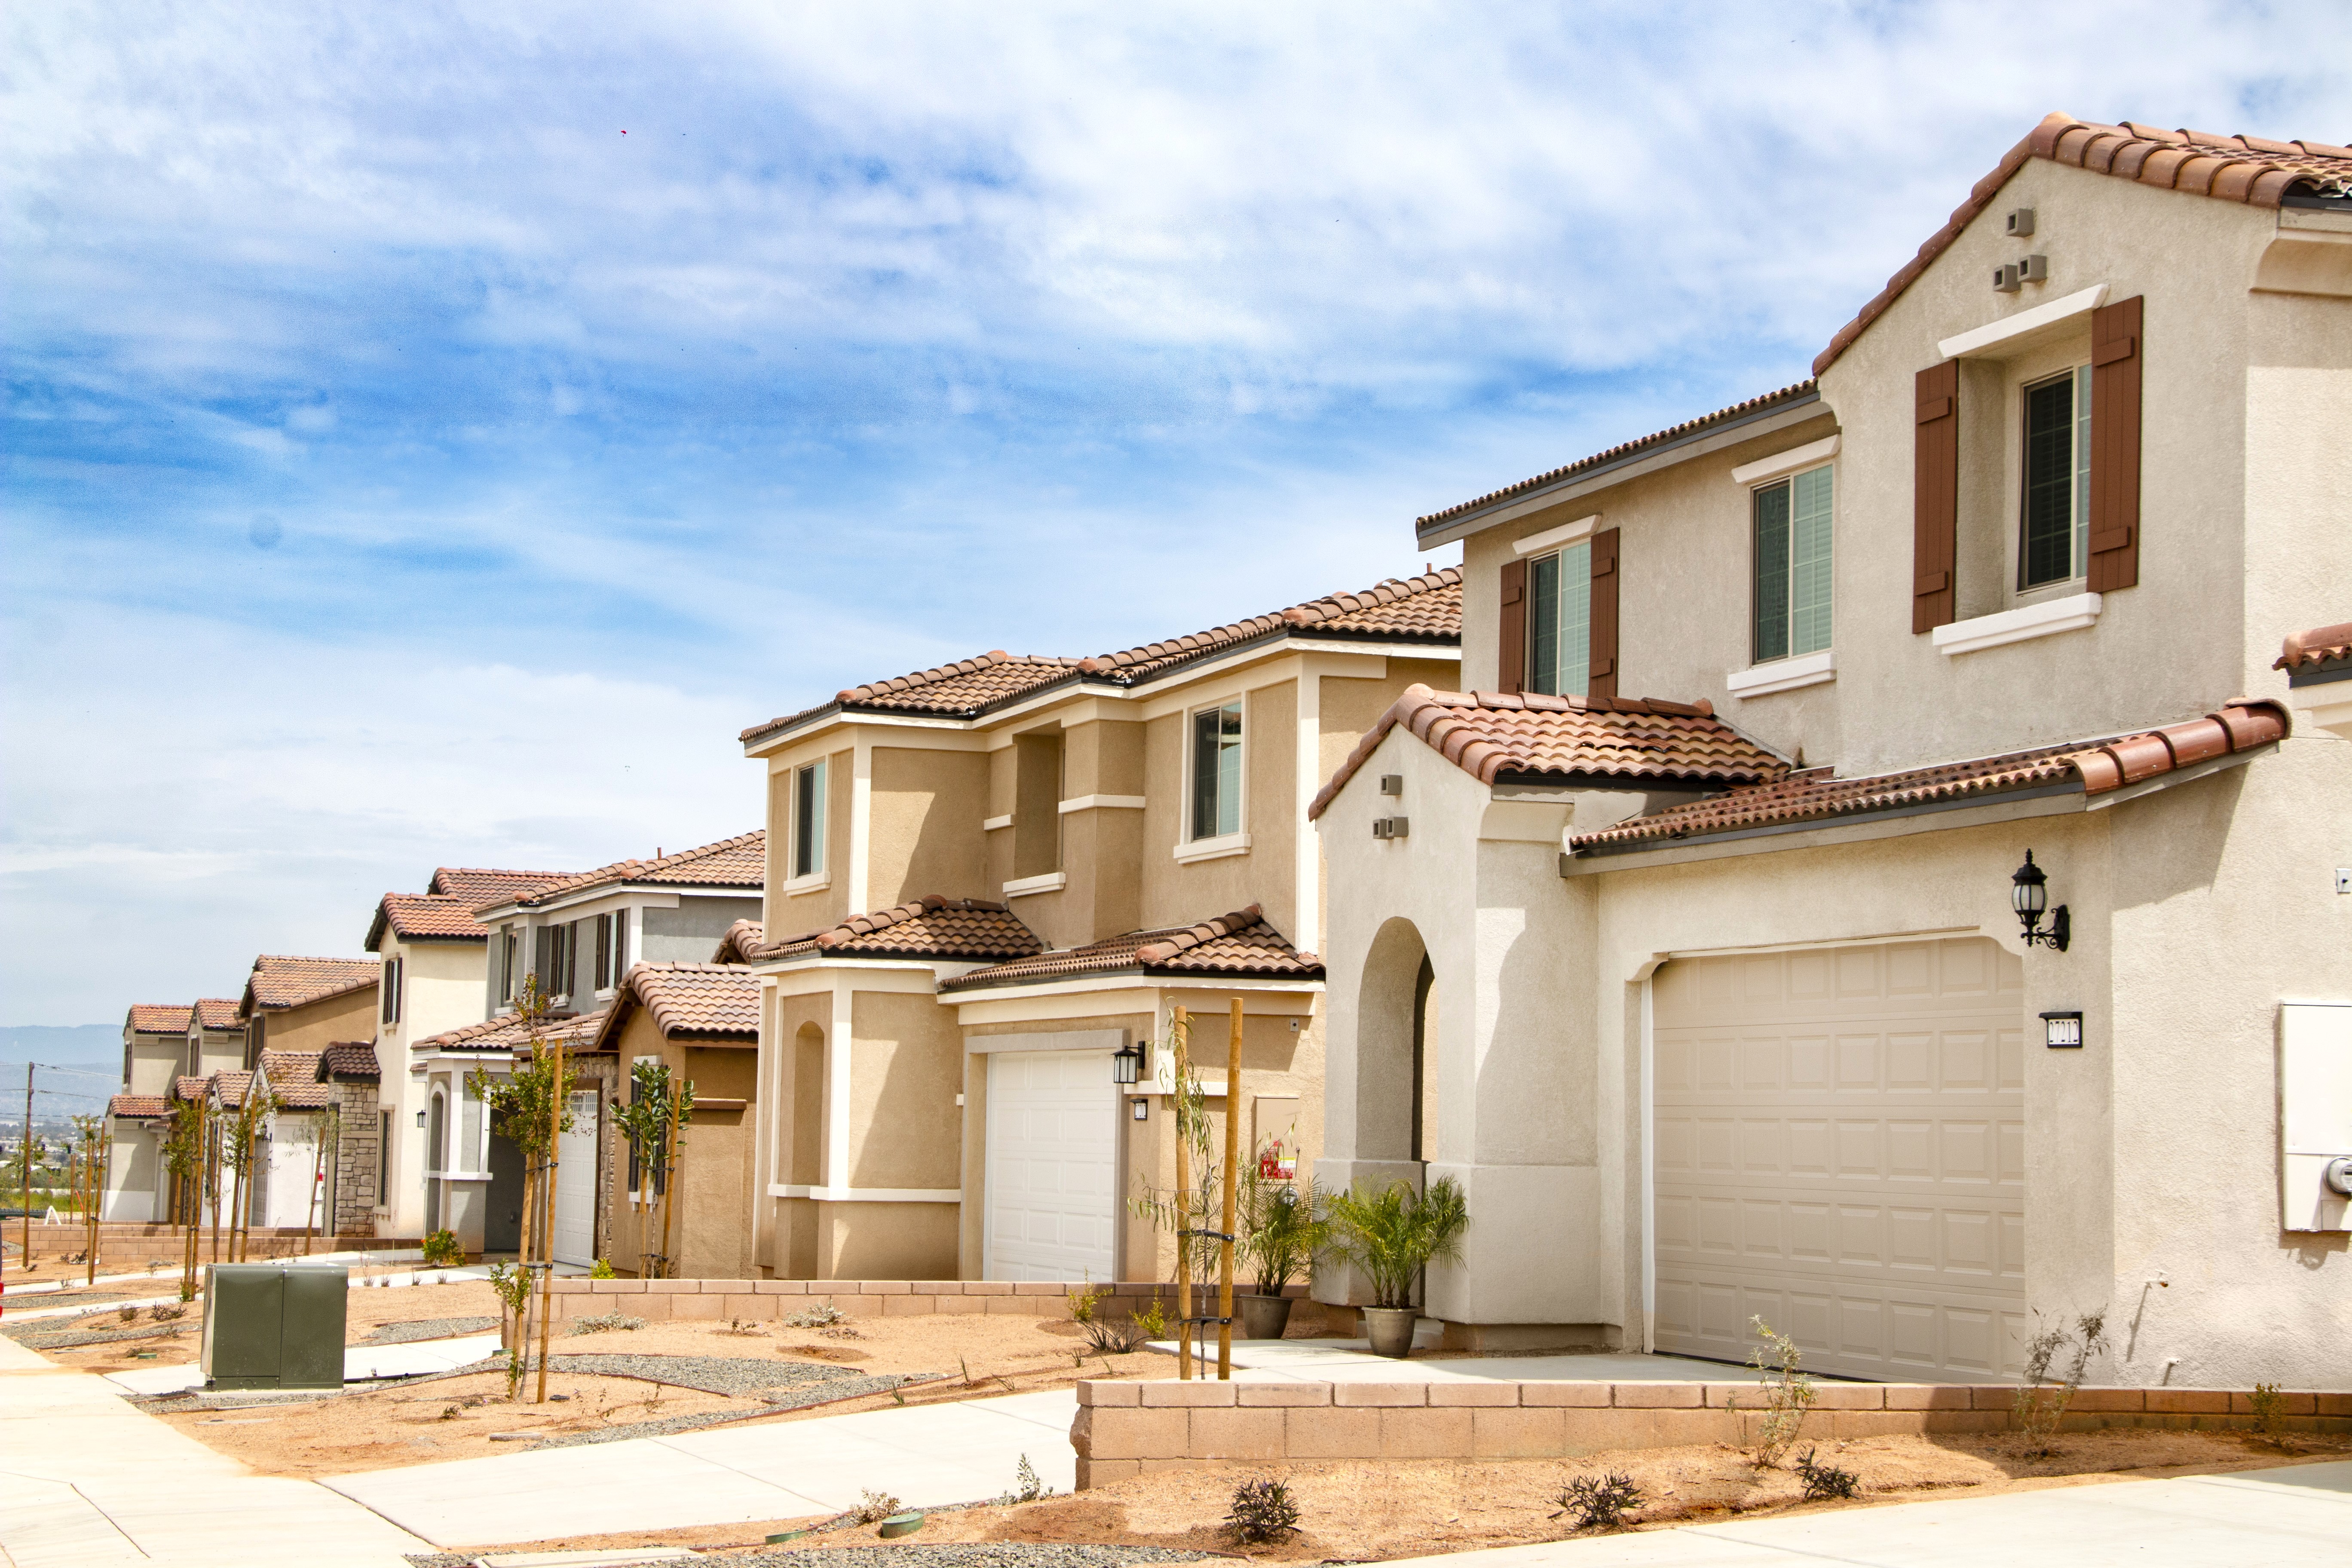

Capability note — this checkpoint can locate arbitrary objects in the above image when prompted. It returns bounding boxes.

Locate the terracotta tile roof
[108,1094,172,1122]
[368,891,493,951]
[1074,568,1465,685]
[599,962,760,1044]
[728,895,1047,965]
[740,570,1465,744]
[1816,113,2352,377]
[128,1004,192,1035]
[1571,700,2291,853]
[1416,386,1822,535]
[411,1007,611,1055]
[172,1075,208,1103]
[2275,620,2352,673]
[505,831,765,909]
[193,999,241,1031]
[943,905,1322,992]
[318,1042,381,1081]
[1311,684,1788,820]
[256,1050,330,1109]
[209,1070,253,1107]
[242,956,380,1014]
[429,866,575,907]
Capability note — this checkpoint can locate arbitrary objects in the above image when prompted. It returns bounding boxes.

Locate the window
[594,911,628,990]
[792,760,827,879]
[1526,542,1592,696]
[2020,366,2093,589]
[537,922,573,1001]
[377,1109,391,1201]
[380,957,404,1026]
[1013,729,1065,878]
[1752,464,1834,662]
[1189,701,1243,840]
[499,928,518,1003]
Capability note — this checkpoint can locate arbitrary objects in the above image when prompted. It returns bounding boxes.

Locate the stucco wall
[642,895,764,964]
[256,986,378,1061]
[870,746,989,908]
[848,990,964,1189]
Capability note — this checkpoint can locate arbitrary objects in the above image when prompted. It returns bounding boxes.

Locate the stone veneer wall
[1069,1378,2352,1486]
[327,1080,382,1236]
[547,1276,1305,1323]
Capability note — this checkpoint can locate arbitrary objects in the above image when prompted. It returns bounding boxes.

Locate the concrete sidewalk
[1373,1460,2352,1566]
[0,1335,429,1568]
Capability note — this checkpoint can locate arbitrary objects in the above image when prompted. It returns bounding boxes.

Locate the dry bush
[1557,1473,1643,1532]
[1225,1477,1301,1543]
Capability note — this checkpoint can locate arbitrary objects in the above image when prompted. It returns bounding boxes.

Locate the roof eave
[1415,391,1828,549]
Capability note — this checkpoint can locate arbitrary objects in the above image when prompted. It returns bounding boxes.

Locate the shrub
[1066,1280,1106,1324]
[850,1488,903,1525]
[2012,1308,2108,1457]
[150,1303,185,1322]
[420,1229,462,1266]
[999,1454,1054,1504]
[1727,1316,1816,1467]
[1558,1473,1643,1532]
[1082,1314,1150,1355]
[590,1258,616,1280]
[1324,1175,1469,1309]
[1794,1447,1860,1501]
[569,1311,646,1335]
[1225,1477,1301,1543]
[2248,1381,2286,1435]
[786,1299,847,1329]
[1132,1297,1167,1339]
[118,1304,139,1323]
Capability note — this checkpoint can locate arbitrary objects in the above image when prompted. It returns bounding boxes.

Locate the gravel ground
[542,1353,897,1400]
[362,1316,499,1344]
[3,1319,191,1350]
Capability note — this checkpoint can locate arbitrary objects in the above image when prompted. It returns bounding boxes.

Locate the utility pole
[1218,998,1242,1381]
[20,1064,33,1274]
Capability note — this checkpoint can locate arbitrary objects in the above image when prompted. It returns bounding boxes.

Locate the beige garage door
[1653,937,2025,1382]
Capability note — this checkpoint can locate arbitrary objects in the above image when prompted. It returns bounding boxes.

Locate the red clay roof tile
[172,1075,208,1104]
[242,956,380,1014]
[369,892,496,950]
[2275,620,2352,672]
[193,999,241,1032]
[128,1004,193,1035]
[600,962,760,1044]
[1814,113,2352,377]
[1311,685,1788,820]
[506,831,764,909]
[723,896,1045,965]
[429,866,575,907]
[940,905,1321,992]
[257,1050,331,1109]
[411,1007,611,1055]
[107,1094,172,1122]
[318,1042,382,1081]
[1569,700,2290,853]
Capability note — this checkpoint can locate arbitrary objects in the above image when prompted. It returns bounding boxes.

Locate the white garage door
[986,1050,1116,1282]
[553,1092,601,1267]
[1653,937,2025,1382]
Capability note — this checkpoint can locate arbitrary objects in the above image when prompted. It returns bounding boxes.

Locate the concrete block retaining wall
[1068,1378,2352,1486]
[548,1277,1305,1324]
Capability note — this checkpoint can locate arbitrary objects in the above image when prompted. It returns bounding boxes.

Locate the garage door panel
[1656,937,2025,1382]
[985,1050,1115,1283]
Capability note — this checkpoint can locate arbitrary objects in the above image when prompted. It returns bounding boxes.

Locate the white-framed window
[380,956,404,1026]
[2020,364,2093,590]
[792,759,827,879]
[1752,463,1834,662]
[1526,542,1592,696]
[593,910,628,991]
[1188,700,1244,842]
[499,928,518,1003]
[538,922,573,1001]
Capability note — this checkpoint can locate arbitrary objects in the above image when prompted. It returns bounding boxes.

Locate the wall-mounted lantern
[2040,1010,2084,1049]
[1112,1038,1146,1086]
[2012,851,2070,950]
[416,1110,427,1128]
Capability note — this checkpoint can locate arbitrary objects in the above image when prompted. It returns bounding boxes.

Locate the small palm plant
[1238,1156,1329,1295]
[1324,1175,1469,1309]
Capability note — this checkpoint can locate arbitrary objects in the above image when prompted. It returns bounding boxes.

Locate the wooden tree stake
[1219,997,1241,1381]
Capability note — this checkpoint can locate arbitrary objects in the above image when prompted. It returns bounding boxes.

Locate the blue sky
[4,2,2344,1026]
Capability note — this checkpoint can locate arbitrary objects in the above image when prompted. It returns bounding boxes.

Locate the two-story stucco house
[1311,115,2350,1389]
[723,570,1462,1283]
[410,834,763,1262]
[103,1004,194,1221]
[365,865,574,1238]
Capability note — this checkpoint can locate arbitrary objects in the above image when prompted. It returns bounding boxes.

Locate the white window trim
[791,759,829,882]
[1184,699,1246,844]
[1058,794,1146,812]
[982,813,1014,831]
[1512,512,1599,557]
[1937,283,2109,359]
[1932,591,2104,656]
[1003,871,1068,898]
[1174,831,1252,864]
[1730,434,1839,487]
[1726,647,1836,698]
[779,869,831,895]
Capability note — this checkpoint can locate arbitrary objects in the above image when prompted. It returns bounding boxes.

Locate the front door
[553,1091,600,1266]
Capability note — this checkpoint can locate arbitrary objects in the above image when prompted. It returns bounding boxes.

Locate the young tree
[467,977,575,1402]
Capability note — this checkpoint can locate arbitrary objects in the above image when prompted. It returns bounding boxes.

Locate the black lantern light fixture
[1111,1038,1146,1086]
[2011,850,2070,951]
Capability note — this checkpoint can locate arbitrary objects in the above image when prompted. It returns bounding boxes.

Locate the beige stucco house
[726,570,1462,1282]
[1310,115,2351,1388]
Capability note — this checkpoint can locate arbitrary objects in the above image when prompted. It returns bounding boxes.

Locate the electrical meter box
[199,1263,349,1390]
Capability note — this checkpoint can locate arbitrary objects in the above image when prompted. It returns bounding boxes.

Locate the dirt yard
[457,1430,2352,1561]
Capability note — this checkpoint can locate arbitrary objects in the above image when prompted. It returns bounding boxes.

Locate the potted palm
[1236,1155,1327,1340]
[1326,1175,1469,1357]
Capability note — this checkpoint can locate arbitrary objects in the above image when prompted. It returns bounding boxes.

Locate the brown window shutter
[2088,295,2142,593]
[1588,527,1620,700]
[1498,557,1527,695]
[1912,361,1959,633]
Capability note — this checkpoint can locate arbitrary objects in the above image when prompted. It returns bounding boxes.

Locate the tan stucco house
[726,569,1462,1282]
[1310,115,2351,1388]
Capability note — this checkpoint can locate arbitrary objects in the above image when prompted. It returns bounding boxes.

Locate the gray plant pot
[1362,1305,1418,1358]
[1237,1290,1294,1341]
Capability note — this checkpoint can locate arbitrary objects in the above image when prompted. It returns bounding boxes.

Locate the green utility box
[199,1263,348,1390]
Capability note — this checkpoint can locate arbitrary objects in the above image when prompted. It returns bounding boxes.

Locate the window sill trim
[1932,591,2103,656]
[1729,434,1839,487]
[1003,871,1067,898]
[1059,794,1147,813]
[1726,648,1835,698]
[1173,832,1252,864]
[779,871,831,896]
[982,814,1013,832]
